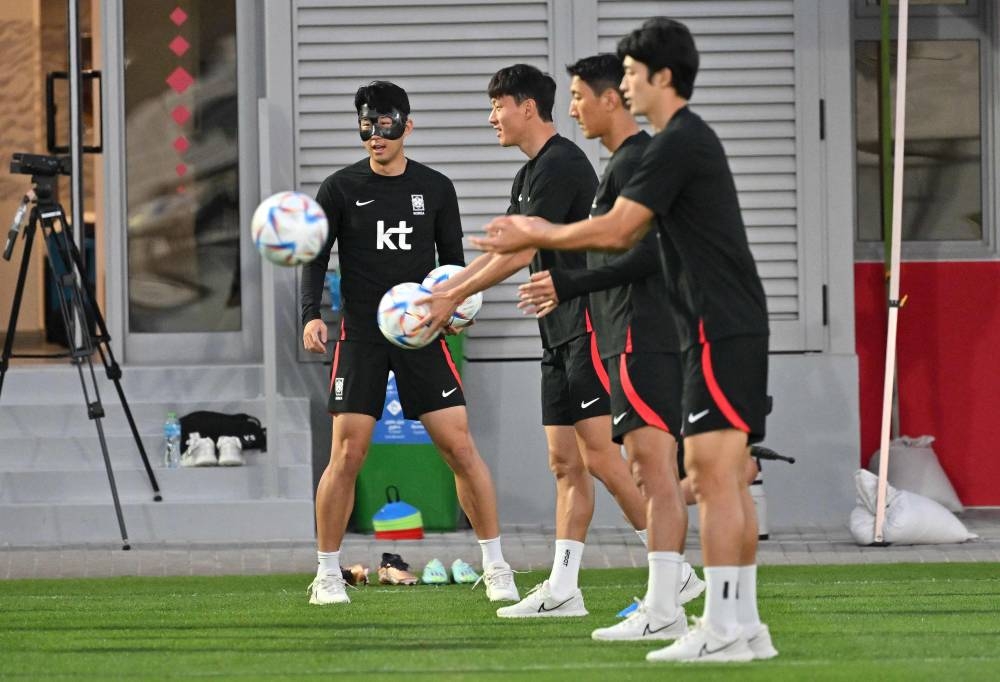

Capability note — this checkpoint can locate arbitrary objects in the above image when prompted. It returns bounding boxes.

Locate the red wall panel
[855,261,1000,505]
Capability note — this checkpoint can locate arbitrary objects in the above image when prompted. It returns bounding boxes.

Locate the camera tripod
[1,171,161,550]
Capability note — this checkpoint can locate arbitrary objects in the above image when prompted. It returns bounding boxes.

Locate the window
[853,0,994,258]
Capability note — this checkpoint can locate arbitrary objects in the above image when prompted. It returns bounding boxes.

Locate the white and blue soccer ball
[377,282,437,349]
[251,191,328,266]
[421,264,482,329]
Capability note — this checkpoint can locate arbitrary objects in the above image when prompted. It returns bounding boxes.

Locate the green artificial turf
[1,563,999,681]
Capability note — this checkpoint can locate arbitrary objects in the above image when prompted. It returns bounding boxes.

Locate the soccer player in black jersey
[513,53,703,640]
[300,81,518,606]
[474,20,776,662]
[420,64,648,618]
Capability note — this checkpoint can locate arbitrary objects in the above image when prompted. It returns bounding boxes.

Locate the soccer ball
[251,191,328,266]
[421,264,482,329]
[377,282,437,349]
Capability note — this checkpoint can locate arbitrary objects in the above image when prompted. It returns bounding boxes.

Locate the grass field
[1,563,999,681]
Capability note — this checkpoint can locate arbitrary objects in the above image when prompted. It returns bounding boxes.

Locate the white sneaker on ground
[744,622,779,659]
[307,573,350,605]
[496,581,587,618]
[679,564,706,604]
[180,432,216,467]
[646,617,754,663]
[592,601,687,641]
[216,436,244,466]
[478,561,519,602]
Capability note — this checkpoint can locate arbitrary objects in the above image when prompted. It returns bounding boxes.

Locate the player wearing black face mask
[300,80,520,608]
[358,103,407,141]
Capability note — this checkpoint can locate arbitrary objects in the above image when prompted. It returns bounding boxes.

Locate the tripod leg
[0,214,38,397]
[79,358,131,550]
[97,345,162,501]
[60,211,162,501]
[44,216,132,549]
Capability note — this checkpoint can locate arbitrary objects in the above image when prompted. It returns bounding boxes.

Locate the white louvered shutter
[599,1,814,351]
[294,0,551,359]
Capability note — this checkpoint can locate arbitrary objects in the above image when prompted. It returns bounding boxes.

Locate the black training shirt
[551,131,681,358]
[620,107,769,348]
[507,134,598,349]
[301,158,465,343]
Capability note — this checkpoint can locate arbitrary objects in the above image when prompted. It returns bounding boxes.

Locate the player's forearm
[537,214,641,252]
[300,256,330,324]
[451,251,533,300]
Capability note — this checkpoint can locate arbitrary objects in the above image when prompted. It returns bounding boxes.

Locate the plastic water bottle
[163,412,181,468]
[750,467,769,540]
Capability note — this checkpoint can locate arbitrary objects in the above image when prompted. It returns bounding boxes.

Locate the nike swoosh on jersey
[613,412,628,425]
[355,199,375,206]
[580,397,600,409]
[688,409,710,423]
[442,387,458,397]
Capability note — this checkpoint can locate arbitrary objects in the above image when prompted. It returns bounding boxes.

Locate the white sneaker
[496,581,587,618]
[592,601,687,641]
[646,617,754,663]
[479,561,519,602]
[180,432,216,467]
[307,573,350,605]
[679,563,706,604]
[216,436,244,466]
[744,623,779,659]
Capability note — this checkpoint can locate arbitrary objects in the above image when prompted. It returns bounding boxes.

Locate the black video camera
[10,152,71,177]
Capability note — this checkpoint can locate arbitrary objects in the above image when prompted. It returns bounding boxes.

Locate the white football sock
[478,536,505,567]
[317,550,341,577]
[645,551,682,619]
[548,539,584,599]
[704,566,741,638]
[737,564,762,630]
[635,528,649,547]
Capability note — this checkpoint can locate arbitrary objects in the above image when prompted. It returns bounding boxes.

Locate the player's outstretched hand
[303,318,328,354]
[518,270,559,319]
[472,215,550,254]
[415,289,460,336]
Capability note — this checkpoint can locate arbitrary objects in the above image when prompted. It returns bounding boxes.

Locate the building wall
[855,261,1000,505]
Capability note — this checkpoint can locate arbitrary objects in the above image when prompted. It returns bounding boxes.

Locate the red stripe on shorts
[619,353,669,432]
[590,329,610,394]
[441,338,463,389]
[328,320,346,392]
[698,319,750,433]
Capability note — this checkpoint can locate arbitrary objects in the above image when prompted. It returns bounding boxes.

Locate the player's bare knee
[329,440,367,477]
[549,453,586,481]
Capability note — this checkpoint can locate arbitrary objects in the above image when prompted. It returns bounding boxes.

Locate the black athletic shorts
[328,337,465,420]
[540,333,610,426]
[680,331,768,444]
[608,351,683,443]
[609,351,685,478]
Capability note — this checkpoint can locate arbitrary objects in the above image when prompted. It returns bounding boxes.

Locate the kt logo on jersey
[376,220,413,250]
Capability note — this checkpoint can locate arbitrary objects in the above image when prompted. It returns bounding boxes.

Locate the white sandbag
[868,435,964,512]
[850,470,977,545]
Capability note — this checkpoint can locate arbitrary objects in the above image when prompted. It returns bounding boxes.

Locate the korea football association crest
[411,194,425,215]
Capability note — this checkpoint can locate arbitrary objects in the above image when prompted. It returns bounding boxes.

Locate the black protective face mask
[358,104,406,141]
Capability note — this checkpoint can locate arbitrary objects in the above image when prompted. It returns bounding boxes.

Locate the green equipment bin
[351,334,464,532]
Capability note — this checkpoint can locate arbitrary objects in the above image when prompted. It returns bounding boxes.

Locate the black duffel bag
[180,411,267,452]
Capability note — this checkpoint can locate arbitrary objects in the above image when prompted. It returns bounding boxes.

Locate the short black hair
[566,54,624,103]
[616,17,698,100]
[487,64,556,122]
[354,80,410,118]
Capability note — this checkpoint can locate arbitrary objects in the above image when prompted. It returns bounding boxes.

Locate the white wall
[463,354,859,529]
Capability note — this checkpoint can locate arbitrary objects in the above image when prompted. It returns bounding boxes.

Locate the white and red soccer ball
[377,282,437,349]
[421,264,483,329]
[251,191,328,266]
